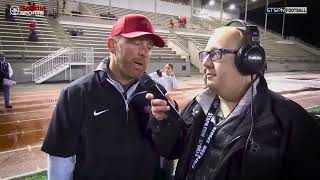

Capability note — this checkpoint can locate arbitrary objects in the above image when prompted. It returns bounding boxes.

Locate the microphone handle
[149,84,181,120]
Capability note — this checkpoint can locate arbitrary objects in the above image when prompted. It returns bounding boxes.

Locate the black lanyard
[191,97,220,170]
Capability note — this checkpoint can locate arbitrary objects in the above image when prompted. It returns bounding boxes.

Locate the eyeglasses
[199,49,238,63]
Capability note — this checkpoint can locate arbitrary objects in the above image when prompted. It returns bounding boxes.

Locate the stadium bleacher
[84,3,177,27]
[0,0,61,61]
[60,22,185,61]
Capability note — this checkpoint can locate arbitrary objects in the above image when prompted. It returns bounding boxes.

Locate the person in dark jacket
[62,0,66,11]
[5,4,15,22]
[147,20,320,180]
[28,20,38,42]
[41,14,166,180]
[0,52,14,108]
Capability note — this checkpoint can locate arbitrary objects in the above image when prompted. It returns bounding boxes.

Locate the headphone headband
[225,19,266,75]
[226,20,260,44]
[225,19,247,27]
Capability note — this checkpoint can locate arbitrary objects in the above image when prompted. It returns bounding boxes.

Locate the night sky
[240,0,319,48]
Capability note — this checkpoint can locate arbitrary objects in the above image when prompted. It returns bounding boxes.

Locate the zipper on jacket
[125,91,148,124]
[106,75,147,124]
[127,91,147,102]
[122,91,148,124]
[125,99,129,123]
[207,135,244,178]
[219,135,243,161]
[104,75,143,124]
[121,92,129,123]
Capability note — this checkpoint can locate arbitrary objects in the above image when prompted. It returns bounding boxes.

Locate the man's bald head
[206,26,248,51]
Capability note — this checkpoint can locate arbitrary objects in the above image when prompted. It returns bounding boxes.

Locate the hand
[146,93,175,120]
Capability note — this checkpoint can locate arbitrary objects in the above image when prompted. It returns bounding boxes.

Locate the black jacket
[0,60,10,88]
[42,60,166,180]
[151,76,320,180]
[0,61,10,79]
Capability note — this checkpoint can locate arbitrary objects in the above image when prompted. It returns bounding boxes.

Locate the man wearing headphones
[147,20,320,180]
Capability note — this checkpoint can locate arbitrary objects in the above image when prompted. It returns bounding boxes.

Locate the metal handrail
[24,47,70,71]
[32,48,73,81]
[22,47,94,83]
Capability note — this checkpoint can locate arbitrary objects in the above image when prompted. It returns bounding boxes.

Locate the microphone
[140,74,181,120]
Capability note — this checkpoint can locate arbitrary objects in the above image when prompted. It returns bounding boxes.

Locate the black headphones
[226,19,266,75]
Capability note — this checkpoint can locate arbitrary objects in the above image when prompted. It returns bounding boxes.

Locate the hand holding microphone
[140,74,181,121]
[146,93,175,120]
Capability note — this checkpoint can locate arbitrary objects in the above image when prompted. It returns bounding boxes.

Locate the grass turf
[18,171,46,180]
[307,106,320,113]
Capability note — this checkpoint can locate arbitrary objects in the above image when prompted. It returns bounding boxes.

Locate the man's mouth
[134,62,143,66]
[206,73,216,77]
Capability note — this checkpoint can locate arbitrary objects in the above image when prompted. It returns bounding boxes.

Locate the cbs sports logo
[10,5,47,16]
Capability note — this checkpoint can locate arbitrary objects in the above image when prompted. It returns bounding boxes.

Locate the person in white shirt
[149,63,178,180]
[149,63,178,92]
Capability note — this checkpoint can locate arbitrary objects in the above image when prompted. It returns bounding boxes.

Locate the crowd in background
[170,16,187,28]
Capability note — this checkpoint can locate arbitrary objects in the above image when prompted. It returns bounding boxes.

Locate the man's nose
[202,55,214,68]
[138,44,151,57]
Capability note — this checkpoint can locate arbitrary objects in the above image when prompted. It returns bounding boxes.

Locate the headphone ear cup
[235,45,248,75]
[235,44,266,75]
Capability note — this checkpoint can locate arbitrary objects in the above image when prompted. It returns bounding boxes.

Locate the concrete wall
[10,59,320,83]
[192,1,239,19]
[267,61,320,72]
[188,42,202,73]
[10,60,190,83]
[66,1,81,12]
[77,0,110,6]
[157,1,190,17]
[148,60,190,77]
[166,41,189,60]
[74,0,239,18]
[113,0,156,13]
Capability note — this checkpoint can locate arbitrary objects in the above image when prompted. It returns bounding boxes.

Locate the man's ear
[107,37,116,54]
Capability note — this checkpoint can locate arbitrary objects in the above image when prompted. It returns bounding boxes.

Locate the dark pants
[2,86,10,106]
[5,15,15,22]
[28,30,38,41]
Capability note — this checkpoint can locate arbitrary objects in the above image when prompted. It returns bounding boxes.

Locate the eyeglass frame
[199,48,238,63]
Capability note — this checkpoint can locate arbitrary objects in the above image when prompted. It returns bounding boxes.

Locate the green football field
[307,106,320,113]
[16,171,46,180]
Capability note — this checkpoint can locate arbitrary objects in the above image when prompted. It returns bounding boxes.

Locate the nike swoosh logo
[93,109,110,116]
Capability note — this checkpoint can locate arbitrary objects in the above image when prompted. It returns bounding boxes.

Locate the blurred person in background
[0,52,14,109]
[149,63,178,180]
[5,4,15,22]
[149,63,178,92]
[28,20,38,41]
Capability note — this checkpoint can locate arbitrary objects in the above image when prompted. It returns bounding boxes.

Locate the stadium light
[229,4,235,10]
